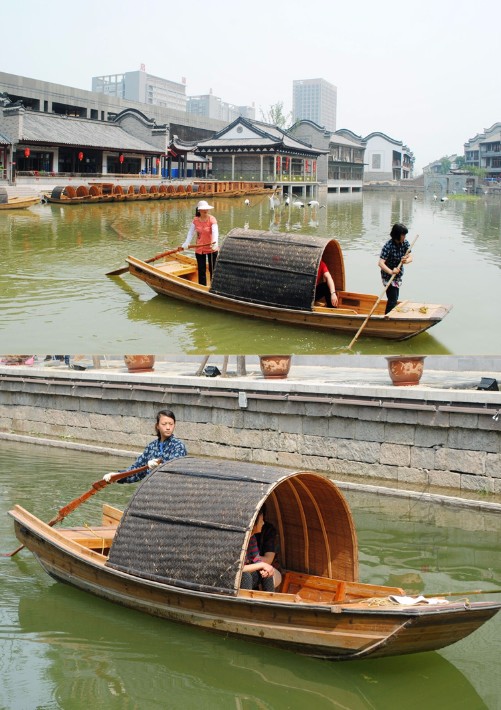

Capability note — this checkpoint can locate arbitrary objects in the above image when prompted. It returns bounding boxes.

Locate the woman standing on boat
[103,409,187,484]
[182,200,219,286]
[378,223,413,314]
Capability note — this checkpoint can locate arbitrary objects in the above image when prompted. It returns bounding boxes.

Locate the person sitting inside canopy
[315,260,338,308]
[240,509,276,592]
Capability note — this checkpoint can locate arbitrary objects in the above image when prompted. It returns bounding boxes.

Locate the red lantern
[78,151,84,161]
[24,148,30,158]
[285,157,289,171]
[305,160,309,172]
[119,154,124,164]
[276,156,281,171]
[156,158,160,166]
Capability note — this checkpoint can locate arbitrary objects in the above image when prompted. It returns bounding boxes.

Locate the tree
[439,157,451,174]
[260,102,292,129]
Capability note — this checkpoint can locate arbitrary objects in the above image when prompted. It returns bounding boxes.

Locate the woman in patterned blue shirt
[378,223,413,314]
[103,409,187,484]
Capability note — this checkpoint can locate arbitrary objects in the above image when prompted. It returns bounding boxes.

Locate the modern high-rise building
[292,78,337,132]
[92,69,187,112]
[187,92,255,122]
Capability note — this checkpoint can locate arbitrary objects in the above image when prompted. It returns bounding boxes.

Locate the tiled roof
[20,112,159,152]
[0,131,10,145]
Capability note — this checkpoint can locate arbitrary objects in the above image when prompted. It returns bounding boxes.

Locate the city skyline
[2,0,500,174]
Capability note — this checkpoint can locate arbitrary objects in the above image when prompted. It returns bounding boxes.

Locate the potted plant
[259,355,292,379]
[123,355,155,373]
[385,355,426,386]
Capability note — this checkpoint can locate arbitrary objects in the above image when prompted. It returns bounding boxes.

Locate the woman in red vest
[182,200,219,285]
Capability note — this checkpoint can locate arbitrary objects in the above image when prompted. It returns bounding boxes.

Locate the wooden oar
[346,234,419,350]
[3,464,148,557]
[423,588,501,598]
[106,246,183,277]
[106,239,217,277]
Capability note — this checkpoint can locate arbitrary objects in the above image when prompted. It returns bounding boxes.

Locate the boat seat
[58,525,117,551]
[156,262,198,279]
[282,571,404,603]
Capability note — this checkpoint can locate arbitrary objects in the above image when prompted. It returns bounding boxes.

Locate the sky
[2,0,500,174]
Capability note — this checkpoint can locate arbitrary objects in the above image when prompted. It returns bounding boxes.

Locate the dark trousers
[196,251,218,286]
[385,283,400,314]
[315,282,334,308]
[240,571,275,592]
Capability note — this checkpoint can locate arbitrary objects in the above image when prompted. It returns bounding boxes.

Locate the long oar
[106,247,183,277]
[3,464,148,557]
[346,234,419,350]
[423,588,501,598]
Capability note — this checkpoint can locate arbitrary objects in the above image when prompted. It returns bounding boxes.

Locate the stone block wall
[0,373,500,495]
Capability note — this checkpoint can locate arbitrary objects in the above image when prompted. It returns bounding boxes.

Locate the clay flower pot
[123,355,155,373]
[386,355,426,386]
[259,355,292,379]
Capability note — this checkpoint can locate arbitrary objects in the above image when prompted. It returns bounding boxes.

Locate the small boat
[9,457,500,661]
[0,189,40,210]
[125,229,452,341]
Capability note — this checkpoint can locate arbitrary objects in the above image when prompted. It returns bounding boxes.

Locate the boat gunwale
[10,506,500,619]
[127,255,451,326]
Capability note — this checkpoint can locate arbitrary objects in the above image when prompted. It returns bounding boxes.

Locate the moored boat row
[45,181,271,205]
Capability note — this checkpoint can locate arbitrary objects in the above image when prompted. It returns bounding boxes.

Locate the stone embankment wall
[0,372,500,495]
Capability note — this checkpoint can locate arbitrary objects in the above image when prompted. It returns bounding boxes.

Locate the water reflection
[14,584,487,710]
[1,193,500,353]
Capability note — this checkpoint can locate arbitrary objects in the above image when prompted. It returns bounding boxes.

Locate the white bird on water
[440,196,448,202]
[244,198,250,206]
[433,194,437,201]
[307,200,325,209]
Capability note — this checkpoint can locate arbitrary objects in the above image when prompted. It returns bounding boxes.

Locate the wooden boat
[9,457,500,661]
[0,189,40,210]
[125,229,452,340]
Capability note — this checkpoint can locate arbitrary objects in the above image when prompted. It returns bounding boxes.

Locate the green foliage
[439,157,451,174]
[260,102,292,129]
[467,165,487,179]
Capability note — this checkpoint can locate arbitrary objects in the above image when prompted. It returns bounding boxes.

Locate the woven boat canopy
[209,229,346,311]
[106,457,358,595]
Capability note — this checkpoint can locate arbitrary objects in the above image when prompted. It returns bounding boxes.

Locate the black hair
[155,409,176,438]
[390,223,408,242]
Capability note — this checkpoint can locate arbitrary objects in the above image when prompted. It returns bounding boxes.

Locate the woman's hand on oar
[106,246,184,277]
[3,464,149,557]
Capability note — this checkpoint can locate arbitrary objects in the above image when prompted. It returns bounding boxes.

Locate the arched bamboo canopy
[210,229,345,310]
[107,457,358,595]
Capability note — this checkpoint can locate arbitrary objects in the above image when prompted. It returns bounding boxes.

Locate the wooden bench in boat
[156,261,198,279]
[57,505,123,552]
[59,525,117,551]
[281,571,404,603]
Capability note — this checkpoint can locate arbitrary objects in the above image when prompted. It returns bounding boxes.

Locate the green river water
[1,192,500,355]
[1,440,500,710]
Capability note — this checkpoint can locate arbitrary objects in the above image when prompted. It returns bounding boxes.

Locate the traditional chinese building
[195,117,326,197]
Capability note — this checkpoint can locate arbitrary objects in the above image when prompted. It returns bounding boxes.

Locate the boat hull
[0,196,40,209]
[10,508,499,661]
[126,255,452,341]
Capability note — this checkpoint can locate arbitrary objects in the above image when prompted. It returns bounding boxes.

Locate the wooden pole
[3,464,149,557]
[106,246,183,277]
